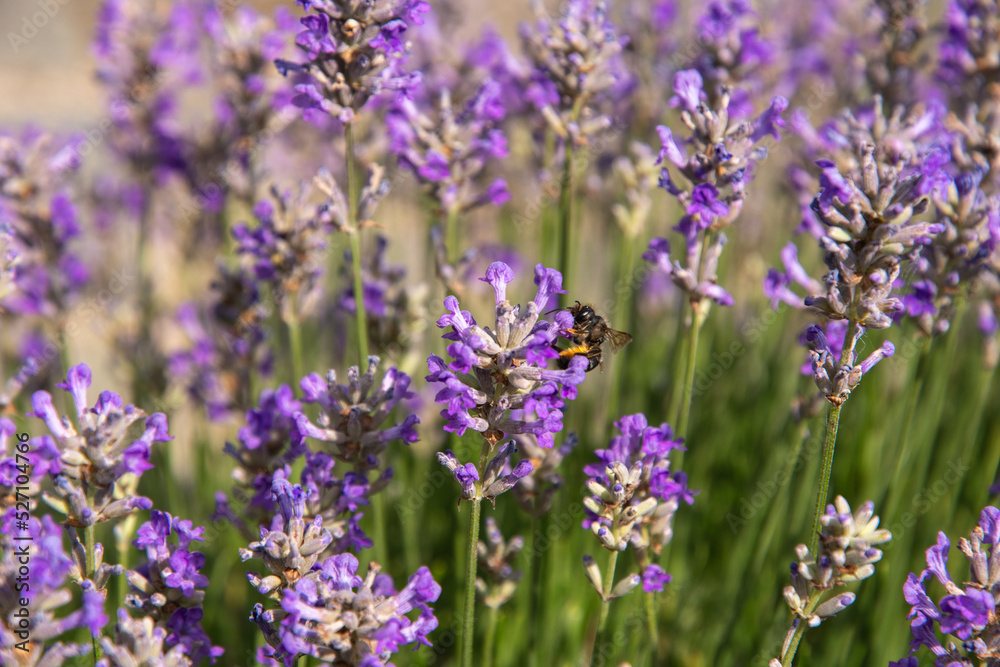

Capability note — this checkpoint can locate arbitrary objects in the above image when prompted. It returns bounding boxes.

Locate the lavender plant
[519,0,629,294]
[644,68,788,440]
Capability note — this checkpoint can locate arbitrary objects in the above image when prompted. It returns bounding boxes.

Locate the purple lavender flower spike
[252,548,441,664]
[387,78,510,219]
[519,0,630,142]
[126,510,223,663]
[276,0,424,124]
[426,261,586,450]
[582,414,693,602]
[28,364,171,527]
[477,516,524,608]
[647,65,786,311]
[294,356,418,473]
[438,441,533,506]
[904,506,1000,664]
[0,131,89,318]
[774,497,890,664]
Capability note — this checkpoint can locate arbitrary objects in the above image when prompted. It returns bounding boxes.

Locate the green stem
[461,497,482,667]
[286,317,303,387]
[779,593,822,667]
[644,591,657,649]
[809,319,857,553]
[590,550,620,667]
[373,490,388,571]
[527,512,544,667]
[483,605,499,667]
[811,403,843,554]
[348,226,369,368]
[666,299,688,428]
[345,124,369,369]
[132,181,153,404]
[446,208,460,266]
[557,115,579,308]
[674,306,707,451]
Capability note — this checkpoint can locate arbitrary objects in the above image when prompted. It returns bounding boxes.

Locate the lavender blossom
[240,475,334,598]
[771,99,948,401]
[687,0,776,119]
[582,414,694,558]
[250,545,441,665]
[294,356,418,474]
[201,5,296,204]
[519,0,630,141]
[438,440,534,505]
[0,130,87,317]
[476,516,523,609]
[93,0,190,182]
[645,70,787,309]
[906,164,1000,337]
[938,0,1000,108]
[387,78,510,217]
[170,265,272,421]
[221,384,307,529]
[274,0,427,124]
[233,185,332,323]
[511,432,578,515]
[773,496,891,664]
[125,511,223,664]
[98,609,193,667]
[801,324,896,406]
[425,261,587,449]
[903,506,1000,664]
[337,234,429,364]
[28,364,172,527]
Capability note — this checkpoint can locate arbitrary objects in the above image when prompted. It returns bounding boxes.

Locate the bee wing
[605,329,633,353]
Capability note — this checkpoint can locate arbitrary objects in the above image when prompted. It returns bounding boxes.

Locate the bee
[554,301,633,372]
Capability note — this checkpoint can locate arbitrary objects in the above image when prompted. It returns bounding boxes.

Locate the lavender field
[1,0,999,665]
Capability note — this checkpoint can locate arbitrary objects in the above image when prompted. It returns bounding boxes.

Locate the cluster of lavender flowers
[232,185,332,324]
[275,0,428,124]
[582,413,694,595]
[772,496,892,665]
[518,0,630,141]
[387,78,510,219]
[0,513,106,665]
[0,130,87,320]
[644,69,788,309]
[29,364,171,528]
[170,267,273,421]
[244,476,441,665]
[903,506,1000,664]
[337,234,428,364]
[769,98,948,402]
[427,261,587,453]
[125,511,223,663]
